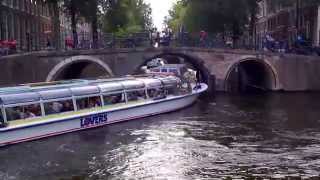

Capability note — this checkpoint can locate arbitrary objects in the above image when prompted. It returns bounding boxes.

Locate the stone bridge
[1,47,320,93]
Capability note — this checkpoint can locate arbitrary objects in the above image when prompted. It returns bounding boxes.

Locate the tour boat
[0,74,207,146]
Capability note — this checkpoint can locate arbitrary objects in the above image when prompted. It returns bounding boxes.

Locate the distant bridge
[1,47,320,93]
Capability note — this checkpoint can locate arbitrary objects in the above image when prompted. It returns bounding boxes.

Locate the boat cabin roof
[149,64,188,75]
[0,75,180,106]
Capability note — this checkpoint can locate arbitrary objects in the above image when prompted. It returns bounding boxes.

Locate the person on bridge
[200,30,208,47]
[155,32,161,48]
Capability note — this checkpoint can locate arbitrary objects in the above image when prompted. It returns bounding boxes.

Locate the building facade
[0,0,54,51]
[0,0,93,52]
[255,0,320,49]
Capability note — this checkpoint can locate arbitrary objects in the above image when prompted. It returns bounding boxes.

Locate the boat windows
[164,86,178,95]
[148,88,166,100]
[76,96,102,110]
[169,68,179,75]
[5,103,42,121]
[147,89,158,98]
[126,90,146,101]
[161,69,168,73]
[103,93,125,105]
[152,69,160,72]
[44,100,74,115]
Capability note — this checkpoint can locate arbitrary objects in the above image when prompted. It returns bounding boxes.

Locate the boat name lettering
[80,113,108,128]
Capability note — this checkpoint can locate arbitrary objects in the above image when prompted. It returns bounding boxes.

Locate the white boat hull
[0,84,207,146]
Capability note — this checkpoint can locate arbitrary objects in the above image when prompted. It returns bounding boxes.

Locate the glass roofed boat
[0,74,207,146]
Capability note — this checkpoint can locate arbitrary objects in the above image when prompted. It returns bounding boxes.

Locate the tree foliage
[63,0,88,47]
[167,0,260,39]
[4,0,152,48]
[102,0,153,36]
[46,0,61,50]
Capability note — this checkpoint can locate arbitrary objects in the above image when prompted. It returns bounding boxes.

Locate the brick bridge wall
[1,47,320,92]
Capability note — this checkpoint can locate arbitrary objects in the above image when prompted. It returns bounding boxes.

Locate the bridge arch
[46,55,114,82]
[139,52,211,84]
[224,58,280,92]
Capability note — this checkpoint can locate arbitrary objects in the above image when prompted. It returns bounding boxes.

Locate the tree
[46,0,61,50]
[246,0,260,49]
[166,0,188,32]
[88,0,99,49]
[167,0,271,48]
[78,0,100,48]
[64,0,86,48]
[167,0,251,46]
[102,0,153,37]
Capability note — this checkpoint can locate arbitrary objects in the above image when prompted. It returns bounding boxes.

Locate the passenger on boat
[88,100,97,108]
[111,94,123,104]
[88,97,101,108]
[103,96,112,105]
[127,92,138,101]
[61,101,74,112]
[77,100,87,110]
[94,97,102,107]
[24,104,41,119]
[137,91,146,100]
[148,89,157,98]
[45,104,55,115]
[31,104,41,115]
[152,88,167,100]
[88,101,95,108]
[52,102,63,113]
[24,109,36,119]
[6,107,21,121]
[0,113,3,125]
[0,113,7,128]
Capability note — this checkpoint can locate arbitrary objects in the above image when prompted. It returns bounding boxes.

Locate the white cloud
[144,0,177,30]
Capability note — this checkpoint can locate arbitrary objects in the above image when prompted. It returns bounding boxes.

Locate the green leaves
[102,0,152,36]
[167,0,257,36]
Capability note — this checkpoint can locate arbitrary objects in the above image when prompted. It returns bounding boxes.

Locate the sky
[144,0,177,30]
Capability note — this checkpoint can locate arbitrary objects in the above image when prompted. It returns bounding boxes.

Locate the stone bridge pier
[1,47,320,93]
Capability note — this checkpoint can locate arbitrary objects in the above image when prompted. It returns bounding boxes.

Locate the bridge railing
[2,31,320,57]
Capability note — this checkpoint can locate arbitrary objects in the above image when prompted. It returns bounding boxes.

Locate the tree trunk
[52,1,61,50]
[89,0,98,49]
[232,21,240,49]
[71,6,78,49]
[92,17,98,49]
[91,0,98,49]
[249,12,256,49]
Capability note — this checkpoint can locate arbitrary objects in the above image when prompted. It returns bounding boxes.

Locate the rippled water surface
[1,93,320,179]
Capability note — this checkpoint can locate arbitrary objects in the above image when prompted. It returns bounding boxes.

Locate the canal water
[0,93,320,179]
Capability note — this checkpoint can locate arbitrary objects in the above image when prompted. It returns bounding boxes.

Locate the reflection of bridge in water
[1,47,320,93]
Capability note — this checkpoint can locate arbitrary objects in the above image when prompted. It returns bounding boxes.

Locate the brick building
[0,0,93,52]
[0,0,54,51]
[255,0,320,49]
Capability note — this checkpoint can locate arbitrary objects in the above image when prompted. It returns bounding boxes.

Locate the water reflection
[0,93,320,179]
